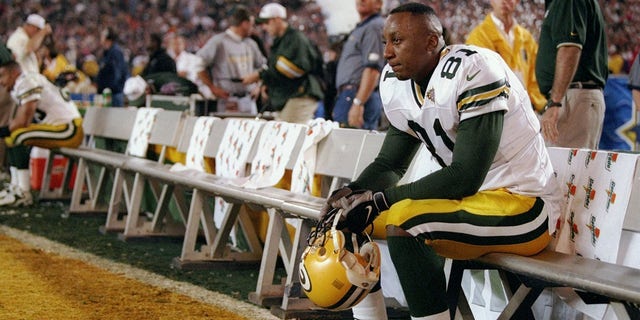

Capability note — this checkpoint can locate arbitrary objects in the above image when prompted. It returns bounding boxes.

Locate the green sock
[7,145,31,169]
[387,235,448,317]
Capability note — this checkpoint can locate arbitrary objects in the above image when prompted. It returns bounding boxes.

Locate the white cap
[258,3,287,21]
[26,14,46,29]
[123,76,147,101]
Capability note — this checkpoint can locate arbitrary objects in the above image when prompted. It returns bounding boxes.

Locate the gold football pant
[5,118,84,149]
[371,188,550,259]
[4,118,83,169]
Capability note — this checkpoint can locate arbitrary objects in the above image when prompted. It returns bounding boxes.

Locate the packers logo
[299,263,312,292]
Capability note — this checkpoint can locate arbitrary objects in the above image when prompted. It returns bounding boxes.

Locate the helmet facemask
[299,208,381,310]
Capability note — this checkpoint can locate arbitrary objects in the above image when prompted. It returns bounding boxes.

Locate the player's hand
[348,104,364,128]
[340,190,390,234]
[542,107,560,144]
[242,72,260,85]
[43,24,53,35]
[209,85,229,99]
[320,186,354,218]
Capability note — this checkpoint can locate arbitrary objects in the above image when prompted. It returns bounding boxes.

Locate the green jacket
[259,26,324,111]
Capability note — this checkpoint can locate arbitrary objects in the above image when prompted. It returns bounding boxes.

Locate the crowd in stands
[0,0,638,95]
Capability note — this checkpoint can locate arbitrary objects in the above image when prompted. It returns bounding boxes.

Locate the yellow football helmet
[298,208,381,310]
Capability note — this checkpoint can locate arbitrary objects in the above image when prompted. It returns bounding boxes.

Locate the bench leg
[102,168,128,232]
[497,284,542,320]
[179,188,212,262]
[277,219,314,310]
[69,160,110,213]
[119,172,147,239]
[447,260,476,320]
[249,208,287,306]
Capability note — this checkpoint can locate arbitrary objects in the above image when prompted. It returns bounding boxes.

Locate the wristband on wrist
[0,126,10,138]
[353,98,364,106]
[543,99,562,112]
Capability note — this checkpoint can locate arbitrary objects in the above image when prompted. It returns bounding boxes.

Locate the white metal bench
[100,109,186,233]
[51,107,139,214]
[115,116,221,240]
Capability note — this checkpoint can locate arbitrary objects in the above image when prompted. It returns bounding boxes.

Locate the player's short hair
[389,2,442,35]
[229,5,252,27]
[150,33,163,48]
[390,2,437,16]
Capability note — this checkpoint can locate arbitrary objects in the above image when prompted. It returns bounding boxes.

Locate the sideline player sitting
[323,3,561,319]
[0,43,83,206]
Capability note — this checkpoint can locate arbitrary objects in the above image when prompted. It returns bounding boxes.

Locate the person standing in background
[96,28,129,107]
[7,14,52,74]
[466,0,546,113]
[537,0,608,149]
[333,0,386,129]
[243,2,324,123]
[196,5,266,114]
[141,33,176,77]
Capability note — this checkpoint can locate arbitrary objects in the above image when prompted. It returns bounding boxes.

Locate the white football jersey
[380,44,557,201]
[11,72,81,125]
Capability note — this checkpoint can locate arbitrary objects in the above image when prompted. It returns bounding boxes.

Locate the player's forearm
[197,70,214,88]
[10,101,37,131]
[354,68,380,103]
[549,45,581,102]
[26,29,49,54]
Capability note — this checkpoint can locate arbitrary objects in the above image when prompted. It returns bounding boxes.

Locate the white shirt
[7,27,40,74]
[490,13,515,47]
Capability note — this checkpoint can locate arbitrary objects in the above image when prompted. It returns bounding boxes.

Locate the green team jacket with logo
[259,26,324,111]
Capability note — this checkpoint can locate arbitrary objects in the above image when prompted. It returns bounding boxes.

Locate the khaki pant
[275,97,318,124]
[552,88,605,149]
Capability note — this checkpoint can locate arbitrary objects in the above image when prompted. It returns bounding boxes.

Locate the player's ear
[425,32,440,52]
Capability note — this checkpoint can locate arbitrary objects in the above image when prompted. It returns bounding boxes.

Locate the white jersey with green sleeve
[380,44,556,201]
[11,72,81,125]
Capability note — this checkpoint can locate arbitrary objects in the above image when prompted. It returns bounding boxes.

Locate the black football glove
[320,186,357,218]
[340,190,390,234]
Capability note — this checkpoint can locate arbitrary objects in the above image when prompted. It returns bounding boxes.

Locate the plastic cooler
[29,147,75,191]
